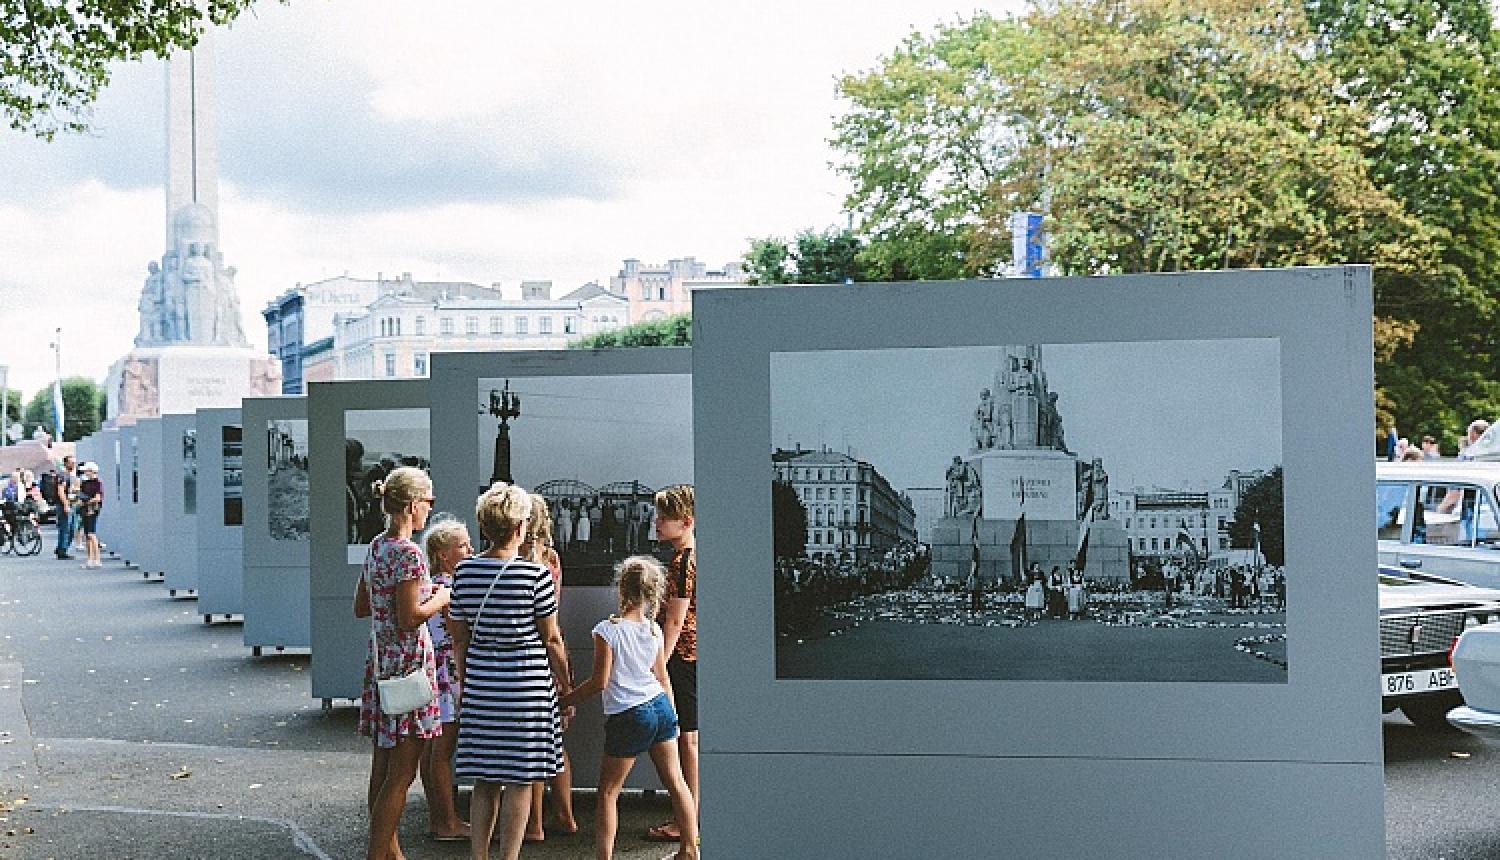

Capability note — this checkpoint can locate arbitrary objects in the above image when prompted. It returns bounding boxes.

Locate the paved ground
[0,543,683,859]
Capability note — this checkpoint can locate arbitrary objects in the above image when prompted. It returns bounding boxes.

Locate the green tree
[1,1,274,139]
[1228,468,1285,567]
[0,389,20,432]
[23,377,101,441]
[741,227,864,285]
[1307,0,1500,444]
[771,480,809,559]
[570,313,692,349]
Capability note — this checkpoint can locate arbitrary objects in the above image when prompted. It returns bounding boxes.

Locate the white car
[1447,624,1500,738]
[1380,566,1500,729]
[1376,460,1500,589]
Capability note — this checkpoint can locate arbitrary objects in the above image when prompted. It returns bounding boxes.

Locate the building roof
[772,447,859,466]
[560,281,624,303]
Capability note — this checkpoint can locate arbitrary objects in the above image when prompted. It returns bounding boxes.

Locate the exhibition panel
[431,347,693,790]
[131,418,165,579]
[242,396,310,654]
[195,407,244,622]
[691,267,1381,856]
[157,412,199,597]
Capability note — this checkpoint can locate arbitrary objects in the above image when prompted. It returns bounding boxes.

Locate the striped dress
[450,555,563,784]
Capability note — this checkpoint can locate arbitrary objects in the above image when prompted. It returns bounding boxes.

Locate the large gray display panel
[242,396,311,654]
[112,423,138,567]
[157,413,199,597]
[431,347,693,791]
[309,380,429,702]
[131,418,165,580]
[195,407,243,621]
[691,267,1382,858]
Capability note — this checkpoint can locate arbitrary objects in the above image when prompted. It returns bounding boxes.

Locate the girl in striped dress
[449,483,573,860]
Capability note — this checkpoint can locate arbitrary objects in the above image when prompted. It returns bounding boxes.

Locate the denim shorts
[603,692,678,758]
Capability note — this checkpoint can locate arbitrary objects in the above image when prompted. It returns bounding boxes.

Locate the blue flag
[51,378,64,441]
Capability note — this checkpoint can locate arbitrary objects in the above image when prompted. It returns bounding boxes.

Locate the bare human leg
[419,721,467,839]
[593,755,636,860]
[648,739,699,860]
[367,735,424,860]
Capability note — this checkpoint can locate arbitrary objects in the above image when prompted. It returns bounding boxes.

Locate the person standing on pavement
[78,462,104,569]
[418,515,471,844]
[53,455,78,560]
[353,467,449,860]
[1421,436,1442,460]
[1458,420,1491,460]
[648,485,699,845]
[449,483,572,860]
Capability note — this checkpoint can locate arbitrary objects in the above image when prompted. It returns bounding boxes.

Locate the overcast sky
[770,339,1284,493]
[0,0,1006,399]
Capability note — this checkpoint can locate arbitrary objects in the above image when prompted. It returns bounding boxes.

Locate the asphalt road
[0,544,682,860]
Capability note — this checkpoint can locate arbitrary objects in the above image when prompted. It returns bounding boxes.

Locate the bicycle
[0,505,43,557]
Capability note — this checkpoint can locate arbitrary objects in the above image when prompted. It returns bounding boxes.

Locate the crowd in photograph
[774,541,929,634]
[354,468,701,860]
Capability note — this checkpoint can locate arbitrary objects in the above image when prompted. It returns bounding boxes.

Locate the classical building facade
[329,280,629,380]
[1110,468,1269,560]
[772,446,917,564]
[608,257,745,323]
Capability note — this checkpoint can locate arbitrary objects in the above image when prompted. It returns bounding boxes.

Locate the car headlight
[1467,614,1486,629]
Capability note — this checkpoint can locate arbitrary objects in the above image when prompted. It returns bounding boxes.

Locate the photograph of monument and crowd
[222,425,243,527]
[475,373,692,585]
[266,419,309,542]
[770,339,1287,683]
[345,409,430,559]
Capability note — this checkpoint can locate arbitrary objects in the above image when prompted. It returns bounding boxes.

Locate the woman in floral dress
[353,466,450,860]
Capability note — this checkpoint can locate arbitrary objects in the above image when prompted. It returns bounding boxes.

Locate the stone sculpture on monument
[105,33,279,425]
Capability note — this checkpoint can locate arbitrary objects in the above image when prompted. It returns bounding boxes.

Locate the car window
[1413,483,1477,547]
[1476,492,1500,548]
[1376,482,1406,540]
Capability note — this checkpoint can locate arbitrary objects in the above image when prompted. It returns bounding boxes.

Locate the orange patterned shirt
[662,546,696,662]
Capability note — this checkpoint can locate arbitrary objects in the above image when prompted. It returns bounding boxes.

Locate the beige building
[608,257,746,323]
[772,446,918,564]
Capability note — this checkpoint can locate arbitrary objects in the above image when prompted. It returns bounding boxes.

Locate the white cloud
[0,1,1016,396]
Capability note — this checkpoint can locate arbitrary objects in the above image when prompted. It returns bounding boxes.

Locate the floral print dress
[358,535,441,747]
[427,569,459,723]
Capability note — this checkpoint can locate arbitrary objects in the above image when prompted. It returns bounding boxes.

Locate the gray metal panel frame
[112,424,137,565]
[691,267,1381,858]
[157,413,198,593]
[195,407,243,617]
[132,418,165,575]
[94,428,120,558]
[430,347,692,790]
[309,379,429,700]
[241,396,310,649]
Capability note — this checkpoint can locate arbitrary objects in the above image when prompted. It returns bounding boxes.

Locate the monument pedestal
[106,346,280,425]
[930,448,1129,584]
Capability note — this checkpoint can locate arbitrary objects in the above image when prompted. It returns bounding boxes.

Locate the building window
[440,317,454,336]
[414,352,428,376]
[816,488,825,500]
[489,316,501,334]
[384,352,396,377]
[415,316,426,335]
[1151,538,1159,550]
[394,318,402,336]
[539,316,553,334]
[658,286,667,300]
[516,316,529,334]
[1219,537,1229,549]
[379,319,387,337]
[465,316,479,336]
[564,316,576,334]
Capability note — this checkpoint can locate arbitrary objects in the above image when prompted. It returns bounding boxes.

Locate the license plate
[1382,668,1458,697]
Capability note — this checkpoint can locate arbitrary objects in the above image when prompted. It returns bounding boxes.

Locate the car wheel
[1401,699,1462,732]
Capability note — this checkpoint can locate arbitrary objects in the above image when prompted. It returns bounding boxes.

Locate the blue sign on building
[1010,212,1046,278]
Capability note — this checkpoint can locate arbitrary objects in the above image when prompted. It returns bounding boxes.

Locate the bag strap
[470,559,514,642]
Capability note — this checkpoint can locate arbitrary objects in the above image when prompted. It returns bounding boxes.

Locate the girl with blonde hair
[562,555,699,860]
[449,483,572,860]
[518,493,578,840]
[353,467,449,860]
[418,514,472,842]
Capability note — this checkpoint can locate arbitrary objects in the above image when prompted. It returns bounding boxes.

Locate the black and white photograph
[771,339,1286,683]
[131,436,139,504]
[346,408,429,563]
[222,425,243,527]
[266,419,309,542]
[182,428,197,516]
[476,374,691,585]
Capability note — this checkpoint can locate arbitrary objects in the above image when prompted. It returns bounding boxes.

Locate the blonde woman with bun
[353,466,449,860]
[449,482,572,860]
[519,494,578,841]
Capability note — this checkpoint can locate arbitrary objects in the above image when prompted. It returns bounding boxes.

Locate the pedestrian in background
[520,493,579,842]
[78,462,103,569]
[53,455,78,560]
[449,483,571,860]
[561,555,700,860]
[1421,436,1441,459]
[1459,419,1491,460]
[648,485,699,845]
[418,515,471,843]
[353,467,448,860]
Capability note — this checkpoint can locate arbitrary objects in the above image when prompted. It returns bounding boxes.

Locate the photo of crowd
[266,419,309,542]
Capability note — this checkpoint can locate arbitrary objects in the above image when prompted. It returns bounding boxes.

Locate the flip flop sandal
[646,823,681,842]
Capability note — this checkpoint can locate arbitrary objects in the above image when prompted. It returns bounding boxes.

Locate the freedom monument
[929,345,1128,583]
[106,33,280,425]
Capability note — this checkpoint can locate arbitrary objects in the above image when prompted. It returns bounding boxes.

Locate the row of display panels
[70,269,1383,856]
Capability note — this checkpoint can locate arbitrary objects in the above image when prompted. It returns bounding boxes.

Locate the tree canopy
[831,0,1500,442]
[569,313,692,349]
[1,0,264,139]
[23,377,101,441]
[742,227,865,285]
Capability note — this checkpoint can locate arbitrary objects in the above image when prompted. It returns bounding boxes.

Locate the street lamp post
[49,328,62,443]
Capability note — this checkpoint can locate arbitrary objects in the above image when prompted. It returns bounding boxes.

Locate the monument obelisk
[106,31,280,425]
